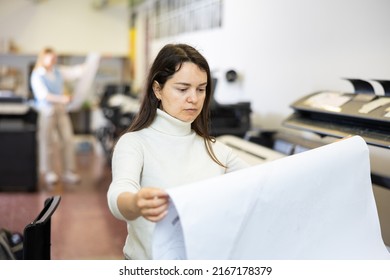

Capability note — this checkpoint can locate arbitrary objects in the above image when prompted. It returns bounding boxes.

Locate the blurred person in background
[30,47,82,185]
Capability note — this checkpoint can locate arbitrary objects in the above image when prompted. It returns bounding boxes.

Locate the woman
[30,47,81,185]
[107,43,249,259]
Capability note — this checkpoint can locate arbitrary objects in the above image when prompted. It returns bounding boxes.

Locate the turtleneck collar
[150,109,192,136]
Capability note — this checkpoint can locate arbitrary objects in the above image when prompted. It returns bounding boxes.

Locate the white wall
[0,0,129,55]
[148,0,390,129]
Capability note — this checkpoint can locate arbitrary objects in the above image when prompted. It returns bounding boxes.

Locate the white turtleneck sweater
[107,109,249,259]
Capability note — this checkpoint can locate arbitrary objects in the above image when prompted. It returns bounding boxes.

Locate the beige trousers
[37,104,76,174]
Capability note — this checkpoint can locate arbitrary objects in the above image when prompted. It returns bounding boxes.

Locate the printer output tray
[283,92,390,149]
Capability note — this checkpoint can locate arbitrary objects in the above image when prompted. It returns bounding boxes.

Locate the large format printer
[279,84,390,245]
[0,92,38,191]
[220,80,390,246]
[282,90,389,184]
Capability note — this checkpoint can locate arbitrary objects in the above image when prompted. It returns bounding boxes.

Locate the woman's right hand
[135,187,169,222]
[61,95,71,104]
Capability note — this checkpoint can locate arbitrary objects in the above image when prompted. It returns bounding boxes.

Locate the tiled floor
[0,138,127,259]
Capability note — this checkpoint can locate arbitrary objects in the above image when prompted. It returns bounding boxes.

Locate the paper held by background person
[152,136,390,260]
[67,52,100,112]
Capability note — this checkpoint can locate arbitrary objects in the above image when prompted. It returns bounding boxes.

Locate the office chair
[23,195,61,260]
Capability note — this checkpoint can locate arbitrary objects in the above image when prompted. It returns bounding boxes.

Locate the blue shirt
[30,66,63,110]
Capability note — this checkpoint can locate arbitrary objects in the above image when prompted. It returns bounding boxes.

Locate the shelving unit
[0,53,131,100]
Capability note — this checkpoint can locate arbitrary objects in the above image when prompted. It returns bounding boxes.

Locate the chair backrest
[23,196,61,260]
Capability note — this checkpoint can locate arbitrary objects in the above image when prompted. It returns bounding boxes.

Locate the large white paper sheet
[152,136,390,259]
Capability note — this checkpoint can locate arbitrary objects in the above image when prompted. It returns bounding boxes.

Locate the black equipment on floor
[23,196,61,260]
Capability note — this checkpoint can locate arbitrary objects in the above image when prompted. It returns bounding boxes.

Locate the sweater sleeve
[107,133,144,221]
[213,140,250,173]
[225,147,251,173]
